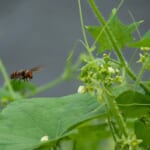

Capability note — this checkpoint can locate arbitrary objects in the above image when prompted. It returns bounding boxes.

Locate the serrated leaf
[87,11,141,52]
[0,94,105,150]
[116,90,150,118]
[128,30,150,48]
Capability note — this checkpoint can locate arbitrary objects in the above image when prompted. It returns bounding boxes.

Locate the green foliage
[71,123,113,150]
[0,0,149,149]
[116,90,150,118]
[0,94,105,150]
[86,9,142,52]
[135,118,150,148]
[128,30,150,48]
[10,80,36,93]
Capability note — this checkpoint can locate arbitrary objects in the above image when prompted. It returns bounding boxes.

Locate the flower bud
[40,135,49,142]
[108,67,115,74]
[77,85,87,93]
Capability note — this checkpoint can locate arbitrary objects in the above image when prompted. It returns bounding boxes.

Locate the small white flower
[40,135,49,142]
[77,85,87,93]
[108,67,115,74]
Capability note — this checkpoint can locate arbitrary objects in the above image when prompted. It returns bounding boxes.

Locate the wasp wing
[29,65,44,73]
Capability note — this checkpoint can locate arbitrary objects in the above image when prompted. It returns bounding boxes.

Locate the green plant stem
[104,103,118,142]
[128,10,141,38]
[136,55,150,89]
[128,10,141,65]
[91,0,124,50]
[88,0,150,94]
[88,0,126,65]
[103,87,128,138]
[118,103,150,107]
[78,0,90,50]
[26,75,65,97]
[0,60,16,99]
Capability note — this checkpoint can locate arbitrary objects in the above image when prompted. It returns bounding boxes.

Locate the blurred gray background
[0,0,149,97]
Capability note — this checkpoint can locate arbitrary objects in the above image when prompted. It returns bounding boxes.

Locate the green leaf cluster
[0,0,150,150]
[86,9,142,53]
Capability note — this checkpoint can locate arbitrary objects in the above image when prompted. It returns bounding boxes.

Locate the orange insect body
[10,66,42,80]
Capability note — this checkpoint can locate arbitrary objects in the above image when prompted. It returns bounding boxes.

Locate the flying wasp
[10,66,43,81]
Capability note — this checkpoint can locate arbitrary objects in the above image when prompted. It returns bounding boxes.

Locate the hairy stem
[88,0,150,94]
[103,87,128,138]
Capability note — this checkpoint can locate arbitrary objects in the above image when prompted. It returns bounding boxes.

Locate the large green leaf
[86,9,141,52]
[71,123,112,150]
[0,94,105,150]
[116,90,150,118]
[135,119,150,148]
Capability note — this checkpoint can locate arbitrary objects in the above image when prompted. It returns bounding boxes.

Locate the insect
[10,66,43,81]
